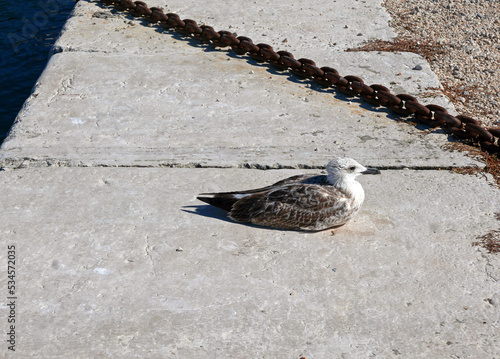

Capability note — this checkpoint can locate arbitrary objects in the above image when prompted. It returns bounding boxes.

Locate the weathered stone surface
[1,0,475,169]
[0,51,475,169]
[0,167,498,358]
[57,0,395,53]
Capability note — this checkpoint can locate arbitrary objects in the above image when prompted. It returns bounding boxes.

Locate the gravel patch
[381,0,499,127]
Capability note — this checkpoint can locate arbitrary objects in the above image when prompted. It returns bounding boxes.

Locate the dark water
[0,0,76,145]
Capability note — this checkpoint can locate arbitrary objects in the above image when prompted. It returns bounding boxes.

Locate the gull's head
[326,157,380,185]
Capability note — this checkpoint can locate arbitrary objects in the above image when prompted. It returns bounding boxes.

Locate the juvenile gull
[197,158,380,231]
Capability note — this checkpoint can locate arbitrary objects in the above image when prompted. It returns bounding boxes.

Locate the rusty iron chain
[99,0,500,156]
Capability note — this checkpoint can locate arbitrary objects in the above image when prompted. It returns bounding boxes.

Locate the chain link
[98,0,500,156]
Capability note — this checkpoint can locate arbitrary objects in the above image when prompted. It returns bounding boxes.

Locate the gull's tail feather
[197,193,240,212]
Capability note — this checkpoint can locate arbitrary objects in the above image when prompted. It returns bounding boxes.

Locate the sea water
[0,0,76,144]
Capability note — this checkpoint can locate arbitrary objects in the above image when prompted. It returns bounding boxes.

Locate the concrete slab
[0,167,498,358]
[59,0,452,103]
[0,51,474,169]
[57,0,395,54]
[0,0,473,169]
[57,0,452,108]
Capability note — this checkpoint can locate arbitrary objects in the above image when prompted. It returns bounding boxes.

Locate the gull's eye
[349,166,356,171]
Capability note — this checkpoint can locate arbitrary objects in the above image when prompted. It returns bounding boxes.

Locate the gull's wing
[229,183,352,230]
[197,174,324,211]
[201,174,318,196]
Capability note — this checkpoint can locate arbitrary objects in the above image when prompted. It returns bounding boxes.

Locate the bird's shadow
[181,205,235,223]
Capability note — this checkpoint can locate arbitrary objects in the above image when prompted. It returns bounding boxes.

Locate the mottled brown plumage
[197,158,380,231]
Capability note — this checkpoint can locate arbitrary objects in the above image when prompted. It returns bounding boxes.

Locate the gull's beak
[361,167,381,175]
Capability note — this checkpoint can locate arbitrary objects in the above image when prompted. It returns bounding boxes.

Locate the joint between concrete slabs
[0,159,482,172]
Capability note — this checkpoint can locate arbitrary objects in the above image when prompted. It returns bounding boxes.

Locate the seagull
[197,158,380,231]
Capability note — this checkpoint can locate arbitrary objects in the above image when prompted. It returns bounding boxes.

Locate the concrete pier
[1,0,499,357]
